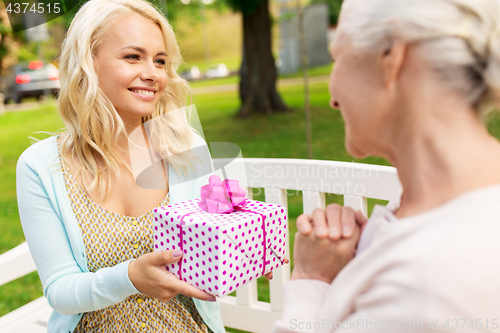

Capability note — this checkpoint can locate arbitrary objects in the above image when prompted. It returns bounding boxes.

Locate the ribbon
[198,175,247,214]
[178,211,199,282]
[237,208,267,277]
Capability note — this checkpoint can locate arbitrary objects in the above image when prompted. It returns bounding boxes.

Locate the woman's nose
[330,98,340,109]
[328,70,339,109]
[140,61,158,81]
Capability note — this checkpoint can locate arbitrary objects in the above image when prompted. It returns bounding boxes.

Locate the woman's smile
[128,88,157,100]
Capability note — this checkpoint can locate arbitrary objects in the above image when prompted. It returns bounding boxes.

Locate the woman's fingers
[170,277,216,301]
[130,252,216,303]
[355,210,368,224]
[147,249,182,266]
[325,204,342,240]
[312,208,328,239]
[340,206,356,238]
[296,213,313,235]
[355,210,369,233]
[265,253,291,280]
[298,205,364,240]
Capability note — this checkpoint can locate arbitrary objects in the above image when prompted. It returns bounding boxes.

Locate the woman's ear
[380,41,407,89]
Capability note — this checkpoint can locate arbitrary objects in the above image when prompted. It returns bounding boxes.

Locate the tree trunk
[0,3,10,77]
[238,0,287,117]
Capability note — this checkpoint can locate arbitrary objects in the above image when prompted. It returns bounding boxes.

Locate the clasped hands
[291,204,368,284]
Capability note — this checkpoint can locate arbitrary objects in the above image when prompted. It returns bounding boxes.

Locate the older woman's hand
[290,204,368,284]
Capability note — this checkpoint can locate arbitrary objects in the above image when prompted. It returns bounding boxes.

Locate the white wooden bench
[0,158,401,333]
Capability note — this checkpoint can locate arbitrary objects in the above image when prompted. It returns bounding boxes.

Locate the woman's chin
[345,140,369,159]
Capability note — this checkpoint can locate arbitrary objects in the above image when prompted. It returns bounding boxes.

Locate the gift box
[152,179,288,297]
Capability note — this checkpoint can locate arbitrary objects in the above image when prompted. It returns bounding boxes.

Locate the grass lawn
[2,81,500,331]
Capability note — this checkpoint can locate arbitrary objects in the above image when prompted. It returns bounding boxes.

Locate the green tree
[223,0,287,116]
[310,0,342,25]
[59,0,205,33]
[0,5,12,75]
[0,1,24,79]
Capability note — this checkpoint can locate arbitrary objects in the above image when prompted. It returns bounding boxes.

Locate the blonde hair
[339,0,500,115]
[57,0,197,200]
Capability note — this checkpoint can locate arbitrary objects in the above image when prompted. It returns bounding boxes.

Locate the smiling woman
[15,0,226,332]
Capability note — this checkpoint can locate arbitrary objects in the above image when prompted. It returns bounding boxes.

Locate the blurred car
[205,63,229,79]
[179,66,201,81]
[3,60,61,104]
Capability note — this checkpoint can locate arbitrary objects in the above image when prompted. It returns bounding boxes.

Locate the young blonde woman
[273,0,500,332]
[16,0,225,331]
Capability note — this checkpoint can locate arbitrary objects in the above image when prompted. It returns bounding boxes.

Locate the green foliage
[12,13,68,63]
[166,0,229,38]
[0,1,16,74]
[222,0,266,16]
[7,0,228,65]
[144,0,227,24]
[65,0,226,30]
[310,0,343,25]
[0,18,11,36]
[16,39,58,62]
[15,43,36,61]
[0,21,11,61]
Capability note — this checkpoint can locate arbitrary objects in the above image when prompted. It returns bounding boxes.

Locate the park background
[2,0,500,332]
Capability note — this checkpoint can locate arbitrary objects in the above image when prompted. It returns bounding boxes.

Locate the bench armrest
[0,242,37,287]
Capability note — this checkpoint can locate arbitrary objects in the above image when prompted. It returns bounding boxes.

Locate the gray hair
[339,0,500,114]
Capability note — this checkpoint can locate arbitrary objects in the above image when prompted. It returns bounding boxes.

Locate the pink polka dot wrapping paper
[153,199,288,297]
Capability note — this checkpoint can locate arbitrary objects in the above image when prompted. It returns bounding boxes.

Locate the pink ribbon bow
[199,175,247,213]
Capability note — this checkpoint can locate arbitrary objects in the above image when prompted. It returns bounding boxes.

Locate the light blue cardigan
[16,135,225,333]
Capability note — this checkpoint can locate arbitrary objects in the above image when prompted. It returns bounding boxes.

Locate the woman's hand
[264,255,290,280]
[128,250,216,302]
[290,204,368,284]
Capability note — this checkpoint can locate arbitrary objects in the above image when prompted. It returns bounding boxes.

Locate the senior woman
[273,0,500,332]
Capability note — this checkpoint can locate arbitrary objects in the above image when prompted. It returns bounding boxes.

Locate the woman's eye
[125,54,140,60]
[125,55,165,66]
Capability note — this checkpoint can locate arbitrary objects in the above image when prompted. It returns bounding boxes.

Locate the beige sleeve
[271,279,331,333]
